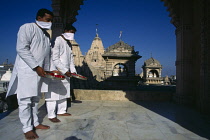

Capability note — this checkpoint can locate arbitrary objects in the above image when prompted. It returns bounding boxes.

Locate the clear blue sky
[0,0,176,76]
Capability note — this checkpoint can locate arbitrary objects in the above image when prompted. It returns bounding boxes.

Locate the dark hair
[36,8,54,20]
[64,24,77,32]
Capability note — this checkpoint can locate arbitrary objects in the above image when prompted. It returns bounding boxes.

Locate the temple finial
[119,31,122,41]
[96,24,98,37]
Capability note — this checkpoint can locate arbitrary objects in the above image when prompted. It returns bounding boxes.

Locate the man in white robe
[6,9,53,139]
[43,24,77,123]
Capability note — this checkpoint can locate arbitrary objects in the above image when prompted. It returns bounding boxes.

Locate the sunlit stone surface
[0,99,210,140]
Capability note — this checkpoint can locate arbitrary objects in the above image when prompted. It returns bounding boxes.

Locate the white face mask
[36,20,52,29]
[62,33,74,40]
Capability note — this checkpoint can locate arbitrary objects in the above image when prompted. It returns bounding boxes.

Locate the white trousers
[18,96,40,133]
[46,98,67,119]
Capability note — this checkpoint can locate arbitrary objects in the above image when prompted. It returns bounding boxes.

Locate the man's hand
[52,70,61,75]
[34,66,46,77]
[65,71,72,77]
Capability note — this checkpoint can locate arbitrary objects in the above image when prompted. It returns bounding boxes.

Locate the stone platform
[0,98,210,140]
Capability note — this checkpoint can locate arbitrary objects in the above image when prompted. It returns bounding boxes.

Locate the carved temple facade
[50,0,210,115]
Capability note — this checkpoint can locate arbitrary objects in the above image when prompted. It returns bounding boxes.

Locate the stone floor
[0,99,210,140]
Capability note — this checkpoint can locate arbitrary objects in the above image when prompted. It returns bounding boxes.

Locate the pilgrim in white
[43,24,77,123]
[6,9,53,140]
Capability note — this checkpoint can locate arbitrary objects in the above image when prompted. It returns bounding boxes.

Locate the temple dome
[1,69,12,81]
[144,57,161,67]
[105,41,133,54]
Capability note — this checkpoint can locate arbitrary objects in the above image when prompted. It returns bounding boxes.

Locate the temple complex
[80,33,141,89]
[49,0,210,115]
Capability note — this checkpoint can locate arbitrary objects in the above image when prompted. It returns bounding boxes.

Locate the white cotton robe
[44,36,77,101]
[6,23,50,99]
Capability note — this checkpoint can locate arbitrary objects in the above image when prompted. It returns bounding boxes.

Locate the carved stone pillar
[51,0,84,40]
[51,0,63,40]
[199,0,210,114]
[162,0,210,115]
[174,24,194,105]
[172,1,195,105]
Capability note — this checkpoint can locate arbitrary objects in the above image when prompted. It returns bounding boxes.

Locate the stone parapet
[74,89,174,101]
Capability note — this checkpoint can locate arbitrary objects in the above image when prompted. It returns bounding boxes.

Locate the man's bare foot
[57,113,72,116]
[35,124,50,130]
[24,130,39,140]
[49,117,61,123]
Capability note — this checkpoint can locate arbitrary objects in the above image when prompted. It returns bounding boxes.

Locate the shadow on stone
[0,93,18,120]
[6,94,18,110]
[132,100,210,140]
[64,136,82,140]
